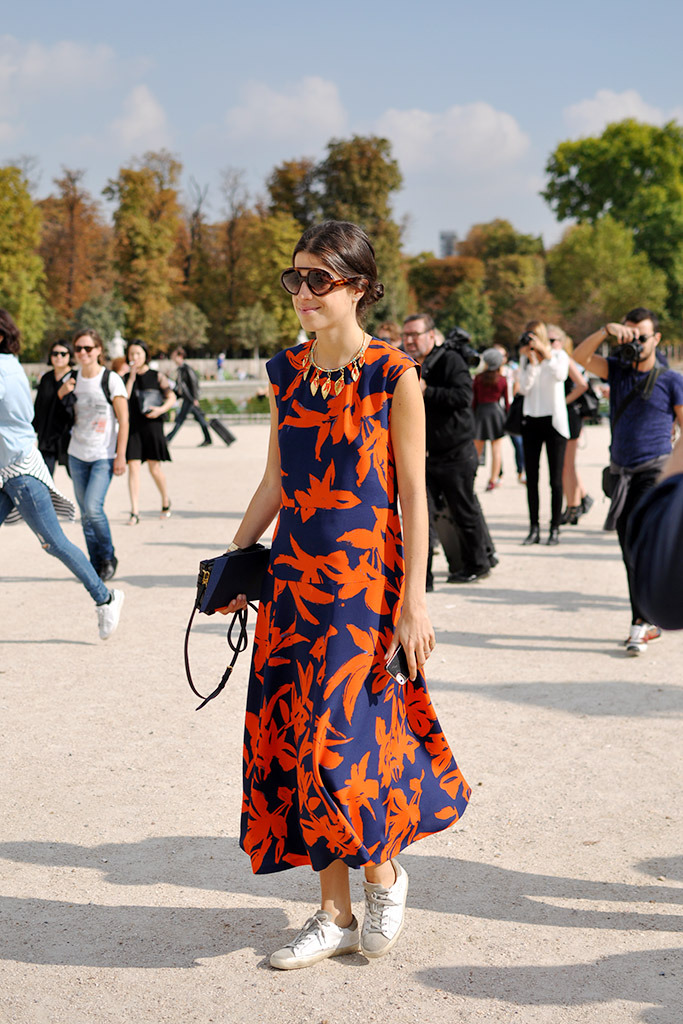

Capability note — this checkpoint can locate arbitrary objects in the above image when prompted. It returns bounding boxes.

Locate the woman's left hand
[113,453,126,476]
[385,603,435,682]
[145,407,163,419]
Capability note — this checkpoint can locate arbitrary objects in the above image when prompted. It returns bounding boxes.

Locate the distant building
[439,231,458,258]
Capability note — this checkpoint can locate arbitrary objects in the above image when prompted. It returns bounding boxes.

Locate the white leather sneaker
[361,859,409,958]
[97,589,124,640]
[270,911,359,970]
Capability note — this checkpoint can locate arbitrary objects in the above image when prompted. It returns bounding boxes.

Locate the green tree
[407,255,485,315]
[543,118,683,320]
[71,291,129,344]
[434,281,494,346]
[266,158,319,228]
[546,216,668,340]
[264,136,407,327]
[0,165,45,359]
[104,150,184,344]
[231,302,279,358]
[159,300,210,352]
[458,219,543,261]
[316,135,406,327]
[485,254,557,346]
[240,211,305,343]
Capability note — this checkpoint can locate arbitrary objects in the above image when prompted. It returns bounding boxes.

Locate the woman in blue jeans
[64,329,129,581]
[0,310,124,639]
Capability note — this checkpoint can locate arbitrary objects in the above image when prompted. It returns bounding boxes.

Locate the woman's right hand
[57,377,76,400]
[217,594,248,615]
[529,333,550,361]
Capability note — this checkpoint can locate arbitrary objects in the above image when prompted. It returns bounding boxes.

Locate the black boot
[522,525,540,545]
[547,527,560,545]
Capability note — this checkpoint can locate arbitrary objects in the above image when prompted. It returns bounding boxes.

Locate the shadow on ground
[1,840,680,969]
[427,678,683,718]
[415,948,681,1024]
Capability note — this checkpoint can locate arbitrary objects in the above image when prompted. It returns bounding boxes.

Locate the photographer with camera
[402,314,495,585]
[518,320,570,547]
[574,307,683,654]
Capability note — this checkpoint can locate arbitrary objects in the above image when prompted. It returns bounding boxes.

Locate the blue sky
[2,0,683,253]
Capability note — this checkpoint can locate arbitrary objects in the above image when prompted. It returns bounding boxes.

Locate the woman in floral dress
[224,221,470,969]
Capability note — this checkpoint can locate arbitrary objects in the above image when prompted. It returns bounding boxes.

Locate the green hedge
[199,396,239,415]
[245,393,270,414]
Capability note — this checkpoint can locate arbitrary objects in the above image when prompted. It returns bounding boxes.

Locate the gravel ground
[1,419,681,1024]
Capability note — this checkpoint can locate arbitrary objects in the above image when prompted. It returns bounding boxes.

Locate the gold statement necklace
[302,333,368,398]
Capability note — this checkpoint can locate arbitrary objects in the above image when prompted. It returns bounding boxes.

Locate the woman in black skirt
[124,340,175,522]
[473,348,509,491]
[32,339,75,476]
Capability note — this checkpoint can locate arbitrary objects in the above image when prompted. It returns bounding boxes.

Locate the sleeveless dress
[124,369,171,463]
[240,338,470,874]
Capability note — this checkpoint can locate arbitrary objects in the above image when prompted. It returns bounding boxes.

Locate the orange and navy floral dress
[240,338,470,874]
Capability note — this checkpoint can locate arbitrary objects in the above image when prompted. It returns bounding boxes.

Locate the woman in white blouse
[517,320,569,545]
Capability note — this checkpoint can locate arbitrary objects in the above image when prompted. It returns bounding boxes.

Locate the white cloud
[375,101,530,174]
[564,89,683,136]
[0,35,118,117]
[109,85,170,150]
[224,76,347,150]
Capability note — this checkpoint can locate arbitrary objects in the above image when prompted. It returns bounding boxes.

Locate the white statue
[109,329,126,360]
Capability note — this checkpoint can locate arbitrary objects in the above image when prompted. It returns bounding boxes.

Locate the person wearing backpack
[64,329,129,582]
[574,307,683,654]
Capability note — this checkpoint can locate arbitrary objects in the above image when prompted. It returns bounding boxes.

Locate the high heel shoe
[128,512,139,525]
[160,500,171,518]
[547,527,560,545]
[522,525,540,545]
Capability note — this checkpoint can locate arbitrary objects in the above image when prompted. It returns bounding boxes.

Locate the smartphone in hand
[386,645,410,685]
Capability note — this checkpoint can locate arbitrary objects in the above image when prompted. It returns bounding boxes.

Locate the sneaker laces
[364,888,398,935]
[286,914,328,952]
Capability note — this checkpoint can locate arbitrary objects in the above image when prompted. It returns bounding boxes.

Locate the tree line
[2,119,682,362]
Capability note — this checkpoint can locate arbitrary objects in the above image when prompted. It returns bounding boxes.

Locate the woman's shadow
[1,837,681,976]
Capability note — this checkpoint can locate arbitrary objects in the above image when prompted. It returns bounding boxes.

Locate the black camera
[613,339,645,364]
[443,325,481,368]
[519,331,533,346]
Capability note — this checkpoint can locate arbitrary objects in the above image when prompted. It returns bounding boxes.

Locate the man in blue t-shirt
[574,307,683,655]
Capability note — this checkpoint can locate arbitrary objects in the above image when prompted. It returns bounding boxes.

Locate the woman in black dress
[124,340,175,522]
[32,339,75,476]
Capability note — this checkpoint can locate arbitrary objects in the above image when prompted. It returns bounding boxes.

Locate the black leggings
[522,416,567,530]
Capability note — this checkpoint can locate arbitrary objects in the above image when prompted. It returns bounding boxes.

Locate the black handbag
[503,394,525,435]
[184,543,271,709]
[574,380,600,419]
[602,465,617,498]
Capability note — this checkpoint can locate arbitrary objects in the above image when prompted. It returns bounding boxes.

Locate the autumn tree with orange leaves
[38,169,113,329]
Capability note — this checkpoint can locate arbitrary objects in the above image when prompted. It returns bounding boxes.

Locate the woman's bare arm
[388,367,435,680]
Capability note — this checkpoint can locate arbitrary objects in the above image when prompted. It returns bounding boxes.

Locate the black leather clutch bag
[196,544,271,613]
[185,544,271,709]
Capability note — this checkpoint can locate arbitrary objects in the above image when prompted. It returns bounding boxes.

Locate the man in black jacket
[166,347,213,446]
[402,314,493,584]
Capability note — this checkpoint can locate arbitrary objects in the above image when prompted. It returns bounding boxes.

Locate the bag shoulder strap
[71,368,114,406]
[184,602,256,710]
[612,365,664,429]
[101,368,112,405]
